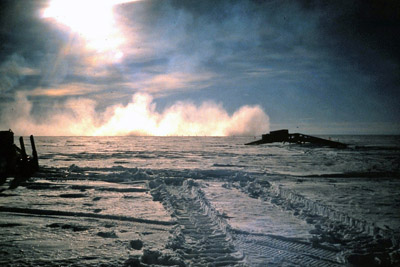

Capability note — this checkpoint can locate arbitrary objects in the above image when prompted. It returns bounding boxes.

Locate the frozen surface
[0,180,169,222]
[202,181,313,239]
[0,214,171,266]
[1,135,399,266]
[0,179,173,266]
[193,181,343,266]
[270,177,400,234]
[33,135,400,176]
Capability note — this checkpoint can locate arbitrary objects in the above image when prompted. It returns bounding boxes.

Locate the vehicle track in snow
[154,181,245,266]
[233,232,342,266]
[152,179,343,266]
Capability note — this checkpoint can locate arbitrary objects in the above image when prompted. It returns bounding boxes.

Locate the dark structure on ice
[245,129,347,148]
[0,130,39,189]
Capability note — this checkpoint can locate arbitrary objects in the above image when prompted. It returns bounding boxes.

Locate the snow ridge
[270,183,395,239]
[235,179,400,265]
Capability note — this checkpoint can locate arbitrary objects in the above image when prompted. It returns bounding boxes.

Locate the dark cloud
[1,0,399,134]
[150,0,400,130]
[0,0,63,61]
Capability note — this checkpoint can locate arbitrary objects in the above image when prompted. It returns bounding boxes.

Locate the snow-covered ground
[0,136,399,266]
[0,179,173,266]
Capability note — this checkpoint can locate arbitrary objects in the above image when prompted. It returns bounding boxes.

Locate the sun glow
[42,0,136,61]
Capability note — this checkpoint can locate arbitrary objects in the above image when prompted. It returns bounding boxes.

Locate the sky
[0,0,399,136]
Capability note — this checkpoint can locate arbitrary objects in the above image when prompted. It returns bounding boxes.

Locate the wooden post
[19,136,27,159]
[30,135,39,171]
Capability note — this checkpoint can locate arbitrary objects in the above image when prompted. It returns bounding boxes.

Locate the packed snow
[1,135,399,266]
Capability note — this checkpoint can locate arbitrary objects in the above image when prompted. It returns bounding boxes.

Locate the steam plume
[1,93,269,136]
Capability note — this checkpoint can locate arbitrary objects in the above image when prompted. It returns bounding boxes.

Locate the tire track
[233,232,342,266]
[152,180,343,266]
[154,181,245,266]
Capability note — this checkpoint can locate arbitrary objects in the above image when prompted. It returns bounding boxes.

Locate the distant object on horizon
[0,130,39,189]
[245,129,348,148]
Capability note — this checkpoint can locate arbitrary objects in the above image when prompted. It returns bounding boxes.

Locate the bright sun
[42,0,136,60]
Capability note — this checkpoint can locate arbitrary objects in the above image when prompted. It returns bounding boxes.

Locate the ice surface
[0,179,174,266]
[269,177,400,236]
[1,180,170,222]
[34,135,400,176]
[202,181,314,239]
[1,135,399,266]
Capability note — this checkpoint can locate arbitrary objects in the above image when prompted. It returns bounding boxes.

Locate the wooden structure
[0,130,39,189]
[245,129,347,148]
